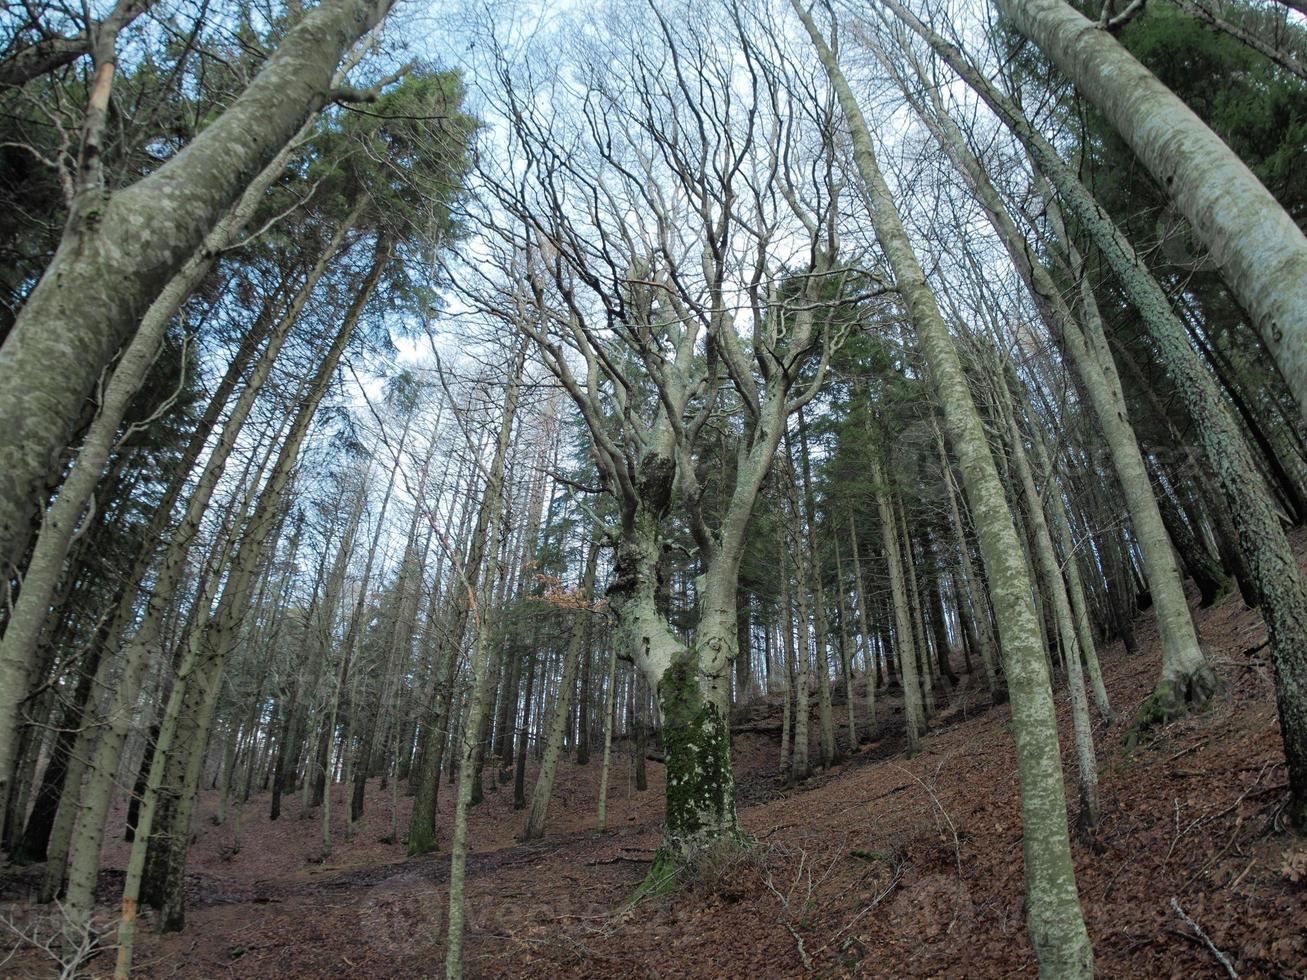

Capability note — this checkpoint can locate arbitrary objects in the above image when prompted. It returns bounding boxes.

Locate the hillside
[5,572,1304,978]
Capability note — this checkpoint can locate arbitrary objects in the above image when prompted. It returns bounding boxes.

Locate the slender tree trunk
[796,410,839,766]
[882,32,1205,717]
[935,425,1001,700]
[445,360,521,980]
[873,456,923,756]
[899,497,936,719]
[998,378,1099,832]
[905,9,1307,789]
[512,647,536,811]
[850,523,878,731]
[834,535,859,747]
[523,538,599,840]
[789,537,812,781]
[795,7,1093,971]
[0,151,343,831]
[408,341,528,855]
[595,641,619,832]
[109,236,390,967]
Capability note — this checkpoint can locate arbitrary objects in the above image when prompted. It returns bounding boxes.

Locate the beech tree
[468,3,864,874]
[3,0,1307,975]
[994,0,1307,420]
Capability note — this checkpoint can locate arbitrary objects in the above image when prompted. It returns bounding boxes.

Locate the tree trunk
[512,648,536,811]
[995,0,1307,419]
[998,378,1100,833]
[834,535,860,747]
[899,498,937,719]
[0,0,392,584]
[107,236,390,968]
[882,30,1206,718]
[796,409,839,766]
[849,522,878,731]
[408,340,528,855]
[795,7,1093,972]
[873,456,924,756]
[523,538,599,840]
[444,352,521,980]
[595,643,619,832]
[935,425,1001,700]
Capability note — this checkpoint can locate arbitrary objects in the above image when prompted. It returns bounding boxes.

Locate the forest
[0,0,1305,975]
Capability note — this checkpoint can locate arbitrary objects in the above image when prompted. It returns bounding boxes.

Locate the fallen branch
[584,855,652,866]
[1170,896,1238,979]
[1238,639,1270,659]
[785,922,813,971]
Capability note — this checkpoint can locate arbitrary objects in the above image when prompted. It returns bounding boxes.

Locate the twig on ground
[584,856,652,866]
[785,922,814,971]
[1170,896,1238,979]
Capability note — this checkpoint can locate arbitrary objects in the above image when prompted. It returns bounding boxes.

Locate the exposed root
[1125,667,1223,750]
[628,832,752,905]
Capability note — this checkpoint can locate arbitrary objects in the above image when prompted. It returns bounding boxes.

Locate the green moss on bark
[632,649,742,898]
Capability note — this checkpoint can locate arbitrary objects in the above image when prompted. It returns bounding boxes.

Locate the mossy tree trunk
[997,377,1100,832]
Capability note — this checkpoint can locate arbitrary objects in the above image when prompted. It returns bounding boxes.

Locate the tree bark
[523,537,599,840]
[873,455,924,757]
[0,0,392,581]
[994,0,1307,421]
[794,6,1093,972]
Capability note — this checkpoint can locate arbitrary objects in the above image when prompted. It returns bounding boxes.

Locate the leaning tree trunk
[0,0,391,580]
[885,2,1231,721]
[997,379,1099,833]
[111,237,389,972]
[0,143,351,828]
[994,0,1307,421]
[794,6,1093,973]
[58,213,359,931]
[889,42,1196,716]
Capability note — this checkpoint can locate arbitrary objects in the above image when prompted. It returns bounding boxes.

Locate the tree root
[628,832,752,905]
[1125,667,1223,750]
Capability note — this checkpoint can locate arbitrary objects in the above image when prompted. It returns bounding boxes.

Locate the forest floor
[5,568,1307,978]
